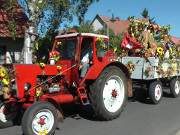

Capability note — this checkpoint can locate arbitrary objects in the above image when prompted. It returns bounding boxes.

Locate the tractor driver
[79,38,93,78]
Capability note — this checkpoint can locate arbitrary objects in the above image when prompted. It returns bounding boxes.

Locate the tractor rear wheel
[89,66,128,120]
[22,101,58,135]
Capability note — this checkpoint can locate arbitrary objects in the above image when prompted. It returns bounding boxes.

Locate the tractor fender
[84,61,133,97]
[106,62,131,79]
[106,62,133,97]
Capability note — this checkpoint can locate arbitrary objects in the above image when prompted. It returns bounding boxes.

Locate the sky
[82,0,180,37]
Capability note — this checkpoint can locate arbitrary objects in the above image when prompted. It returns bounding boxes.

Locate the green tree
[141,8,156,24]
[0,0,18,39]
[3,0,99,36]
[75,21,94,33]
[141,8,149,19]
[74,0,99,25]
[95,28,123,55]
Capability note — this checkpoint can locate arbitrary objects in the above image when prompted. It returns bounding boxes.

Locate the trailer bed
[121,57,180,80]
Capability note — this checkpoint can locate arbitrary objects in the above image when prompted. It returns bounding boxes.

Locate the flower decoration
[0,66,11,99]
[156,47,164,56]
[126,61,135,74]
[144,48,155,59]
[39,63,46,75]
[35,87,43,97]
[49,51,60,61]
[144,67,153,78]
[39,63,46,69]
[57,66,62,73]
[0,66,10,86]
[38,129,48,135]
[96,37,103,42]
[96,37,108,50]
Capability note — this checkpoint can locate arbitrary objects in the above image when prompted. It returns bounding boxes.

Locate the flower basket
[49,51,60,65]
[49,58,56,65]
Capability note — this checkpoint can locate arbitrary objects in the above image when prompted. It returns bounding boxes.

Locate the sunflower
[0,66,10,86]
[156,47,164,56]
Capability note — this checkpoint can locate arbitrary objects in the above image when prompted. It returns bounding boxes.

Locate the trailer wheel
[22,101,58,135]
[89,66,127,120]
[170,78,180,98]
[149,81,163,104]
[0,102,18,129]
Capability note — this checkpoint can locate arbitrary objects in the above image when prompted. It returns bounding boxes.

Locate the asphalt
[1,89,180,135]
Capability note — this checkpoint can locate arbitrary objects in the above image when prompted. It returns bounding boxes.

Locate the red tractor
[0,33,132,135]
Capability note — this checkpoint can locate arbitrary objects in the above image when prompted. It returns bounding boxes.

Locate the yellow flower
[0,66,10,86]
[156,47,164,56]
[36,89,42,97]
[57,66,62,70]
[169,48,173,54]
[57,66,62,73]
[0,67,7,78]
[172,63,177,72]
[39,63,46,69]
[35,87,43,97]
[2,78,9,86]
[113,47,117,52]
[96,37,103,42]
[38,129,48,135]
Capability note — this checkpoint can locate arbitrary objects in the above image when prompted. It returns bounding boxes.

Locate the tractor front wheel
[89,66,128,120]
[22,101,58,135]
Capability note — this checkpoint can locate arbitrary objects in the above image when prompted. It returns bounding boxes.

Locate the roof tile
[0,1,28,38]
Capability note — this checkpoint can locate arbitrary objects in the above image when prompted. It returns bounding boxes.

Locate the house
[91,14,129,35]
[0,0,28,64]
[171,36,180,45]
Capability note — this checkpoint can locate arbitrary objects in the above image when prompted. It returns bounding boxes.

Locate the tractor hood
[0,60,76,99]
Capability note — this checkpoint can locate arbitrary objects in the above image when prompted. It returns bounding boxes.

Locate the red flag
[121,33,144,50]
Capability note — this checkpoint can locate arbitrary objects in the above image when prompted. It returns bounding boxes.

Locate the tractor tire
[89,66,128,120]
[22,101,58,135]
[170,78,180,98]
[0,102,18,129]
[148,81,163,104]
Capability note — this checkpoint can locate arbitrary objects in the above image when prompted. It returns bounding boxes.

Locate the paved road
[1,90,180,135]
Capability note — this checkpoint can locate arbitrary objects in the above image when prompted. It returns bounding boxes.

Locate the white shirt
[81,53,89,63]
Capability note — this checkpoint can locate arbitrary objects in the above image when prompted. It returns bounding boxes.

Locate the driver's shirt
[81,53,89,63]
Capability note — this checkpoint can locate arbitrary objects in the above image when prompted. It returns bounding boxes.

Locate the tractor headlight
[24,83,31,91]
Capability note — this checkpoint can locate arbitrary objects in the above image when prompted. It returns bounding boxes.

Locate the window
[0,47,6,64]
[80,38,93,61]
[55,38,77,60]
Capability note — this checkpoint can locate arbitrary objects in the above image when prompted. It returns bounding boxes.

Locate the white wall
[0,38,24,64]
[92,19,104,31]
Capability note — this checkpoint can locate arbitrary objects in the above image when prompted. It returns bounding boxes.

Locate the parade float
[120,17,180,103]
[0,17,179,135]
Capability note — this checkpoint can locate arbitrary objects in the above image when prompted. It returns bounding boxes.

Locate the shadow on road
[130,87,174,104]
[61,104,97,121]
[61,86,176,121]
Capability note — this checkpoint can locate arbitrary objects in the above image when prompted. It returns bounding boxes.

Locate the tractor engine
[35,75,68,96]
